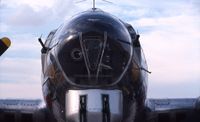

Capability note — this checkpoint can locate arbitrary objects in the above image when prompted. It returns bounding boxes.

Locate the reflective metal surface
[65,89,123,122]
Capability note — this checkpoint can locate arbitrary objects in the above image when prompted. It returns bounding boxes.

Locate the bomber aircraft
[0,0,200,122]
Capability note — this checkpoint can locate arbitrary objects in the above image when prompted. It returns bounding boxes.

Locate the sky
[0,0,200,99]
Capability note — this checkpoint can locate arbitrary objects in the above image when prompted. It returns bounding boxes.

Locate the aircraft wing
[0,99,55,122]
[146,98,200,122]
[1,98,200,122]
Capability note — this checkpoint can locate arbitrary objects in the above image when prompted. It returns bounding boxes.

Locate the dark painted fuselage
[41,8,148,122]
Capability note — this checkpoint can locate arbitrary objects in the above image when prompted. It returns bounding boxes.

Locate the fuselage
[41,8,148,122]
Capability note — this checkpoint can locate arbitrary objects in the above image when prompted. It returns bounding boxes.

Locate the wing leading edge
[0,98,200,122]
[146,98,200,122]
[0,99,56,122]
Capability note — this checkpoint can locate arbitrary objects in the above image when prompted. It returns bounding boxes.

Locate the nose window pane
[83,39,102,70]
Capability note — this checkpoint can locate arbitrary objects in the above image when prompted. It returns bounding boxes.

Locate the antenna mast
[93,0,95,9]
